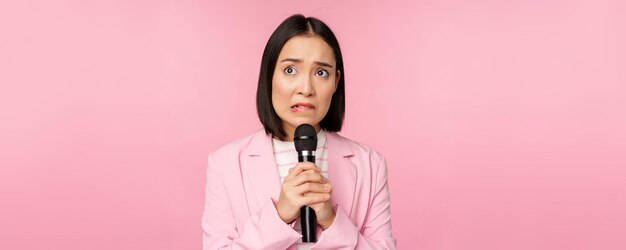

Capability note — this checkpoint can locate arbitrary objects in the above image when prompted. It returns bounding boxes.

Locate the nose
[297,74,315,97]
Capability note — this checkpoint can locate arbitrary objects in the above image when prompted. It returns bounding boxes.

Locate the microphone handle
[299,154,317,243]
[300,206,317,242]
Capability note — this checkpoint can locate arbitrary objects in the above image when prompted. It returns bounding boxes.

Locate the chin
[287,117,319,127]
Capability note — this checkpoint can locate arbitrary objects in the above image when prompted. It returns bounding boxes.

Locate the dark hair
[256,14,345,141]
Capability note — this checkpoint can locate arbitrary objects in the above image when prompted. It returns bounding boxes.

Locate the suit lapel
[241,130,281,214]
[241,129,357,218]
[325,132,357,218]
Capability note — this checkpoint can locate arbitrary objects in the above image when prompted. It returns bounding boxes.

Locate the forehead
[277,35,336,64]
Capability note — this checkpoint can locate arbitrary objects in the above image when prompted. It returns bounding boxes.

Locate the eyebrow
[279,58,334,68]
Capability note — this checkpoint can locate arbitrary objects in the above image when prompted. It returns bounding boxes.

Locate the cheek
[319,85,336,105]
[271,78,291,108]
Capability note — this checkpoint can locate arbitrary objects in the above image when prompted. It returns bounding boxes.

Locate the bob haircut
[256,14,345,141]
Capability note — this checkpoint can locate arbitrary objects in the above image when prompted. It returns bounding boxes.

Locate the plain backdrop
[1,0,625,249]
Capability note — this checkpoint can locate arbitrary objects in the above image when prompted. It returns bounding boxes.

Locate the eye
[284,66,297,75]
[316,69,329,77]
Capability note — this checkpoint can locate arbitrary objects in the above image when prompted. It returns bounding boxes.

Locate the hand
[303,174,336,230]
[274,162,332,225]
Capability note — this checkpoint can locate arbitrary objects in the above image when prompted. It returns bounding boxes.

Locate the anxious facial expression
[271,35,341,139]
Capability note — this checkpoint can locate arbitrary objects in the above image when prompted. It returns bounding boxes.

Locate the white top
[272,129,328,247]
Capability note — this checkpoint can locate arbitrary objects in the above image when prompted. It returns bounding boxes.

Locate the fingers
[291,171,327,186]
[294,182,332,194]
[276,163,330,223]
[288,162,320,175]
[280,162,332,208]
[301,192,331,206]
[285,162,320,181]
[320,174,328,183]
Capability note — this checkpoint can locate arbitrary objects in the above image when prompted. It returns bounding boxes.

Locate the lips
[291,102,315,111]
[291,103,315,108]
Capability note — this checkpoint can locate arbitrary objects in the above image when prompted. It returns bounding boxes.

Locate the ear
[334,70,341,93]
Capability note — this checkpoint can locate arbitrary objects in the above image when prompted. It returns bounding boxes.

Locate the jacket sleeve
[312,154,397,250]
[202,153,301,249]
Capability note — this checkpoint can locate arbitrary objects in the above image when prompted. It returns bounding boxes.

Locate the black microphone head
[294,124,317,152]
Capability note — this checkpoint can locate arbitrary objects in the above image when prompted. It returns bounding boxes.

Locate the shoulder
[327,132,390,186]
[207,129,266,160]
[326,132,386,163]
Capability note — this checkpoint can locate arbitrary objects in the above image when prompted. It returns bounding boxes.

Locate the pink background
[1,0,625,249]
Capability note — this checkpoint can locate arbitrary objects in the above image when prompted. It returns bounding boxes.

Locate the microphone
[294,124,318,243]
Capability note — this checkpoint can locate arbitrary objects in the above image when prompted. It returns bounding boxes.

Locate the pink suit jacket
[202,129,396,249]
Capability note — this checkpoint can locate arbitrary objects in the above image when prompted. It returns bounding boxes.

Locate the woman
[202,14,396,249]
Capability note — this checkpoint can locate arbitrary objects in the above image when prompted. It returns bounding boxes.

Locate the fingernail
[323,185,330,191]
